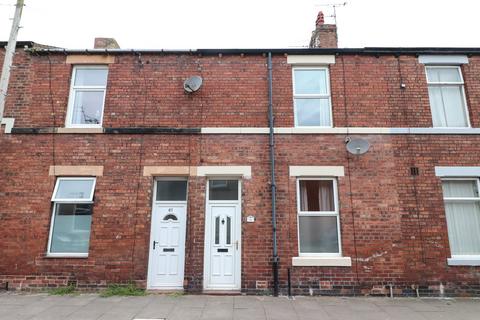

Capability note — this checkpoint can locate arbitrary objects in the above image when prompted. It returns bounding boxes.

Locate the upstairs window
[66,66,108,127]
[426,66,469,127]
[297,178,341,256]
[442,179,480,258]
[48,177,96,257]
[293,67,332,127]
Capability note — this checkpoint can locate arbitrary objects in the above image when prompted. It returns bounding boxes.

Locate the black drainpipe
[267,52,279,296]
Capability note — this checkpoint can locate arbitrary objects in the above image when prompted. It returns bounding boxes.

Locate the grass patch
[100,283,146,297]
[168,291,184,297]
[48,284,76,295]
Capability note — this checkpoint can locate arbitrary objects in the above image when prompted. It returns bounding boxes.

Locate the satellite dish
[184,76,203,93]
[346,138,370,155]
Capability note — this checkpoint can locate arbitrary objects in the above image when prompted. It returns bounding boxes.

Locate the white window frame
[154,176,189,204]
[442,177,480,262]
[206,178,241,204]
[296,177,342,257]
[292,66,333,128]
[47,177,96,258]
[425,65,471,128]
[66,65,108,128]
[51,177,96,202]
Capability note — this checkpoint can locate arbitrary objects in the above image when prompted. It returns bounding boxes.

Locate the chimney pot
[316,11,325,26]
[94,38,120,49]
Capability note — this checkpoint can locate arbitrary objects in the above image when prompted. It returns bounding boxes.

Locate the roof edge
[26,47,480,56]
[0,41,60,49]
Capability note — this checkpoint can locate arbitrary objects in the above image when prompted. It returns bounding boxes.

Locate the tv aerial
[315,2,347,25]
[345,137,370,155]
[184,76,203,93]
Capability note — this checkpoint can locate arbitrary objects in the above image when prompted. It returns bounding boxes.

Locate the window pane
[226,216,231,245]
[427,67,461,83]
[209,180,238,200]
[294,69,328,94]
[156,180,187,201]
[299,180,335,212]
[299,216,339,253]
[428,86,467,127]
[54,179,95,201]
[50,203,92,253]
[74,68,108,86]
[442,180,478,198]
[215,216,220,245]
[428,87,447,127]
[441,86,468,127]
[163,214,178,221]
[71,91,104,125]
[445,202,480,255]
[295,98,331,127]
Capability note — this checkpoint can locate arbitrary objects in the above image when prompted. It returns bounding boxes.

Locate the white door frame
[203,177,242,291]
[147,177,188,290]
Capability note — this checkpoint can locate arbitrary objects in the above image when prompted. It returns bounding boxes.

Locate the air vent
[410,167,419,176]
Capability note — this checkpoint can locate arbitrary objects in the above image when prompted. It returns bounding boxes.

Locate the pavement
[0,293,480,320]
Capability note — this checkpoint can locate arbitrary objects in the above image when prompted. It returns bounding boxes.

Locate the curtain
[300,182,309,211]
[300,180,334,211]
[445,202,480,255]
[318,181,334,211]
[443,180,477,198]
[428,85,467,127]
[319,98,331,126]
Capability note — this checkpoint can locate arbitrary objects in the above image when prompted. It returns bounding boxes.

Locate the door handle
[153,241,159,250]
[235,240,239,250]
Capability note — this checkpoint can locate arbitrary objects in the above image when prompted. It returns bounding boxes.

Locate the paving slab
[1,292,480,320]
[233,295,263,310]
[29,305,82,320]
[168,306,204,320]
[377,305,428,320]
[262,299,298,320]
[133,297,176,319]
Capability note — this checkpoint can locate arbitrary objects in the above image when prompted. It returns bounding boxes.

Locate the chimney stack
[94,38,120,49]
[309,11,337,48]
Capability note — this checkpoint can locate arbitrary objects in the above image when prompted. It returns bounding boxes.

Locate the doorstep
[145,289,184,294]
[202,290,242,295]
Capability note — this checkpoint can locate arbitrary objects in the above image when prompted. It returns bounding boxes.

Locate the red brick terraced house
[1,13,480,296]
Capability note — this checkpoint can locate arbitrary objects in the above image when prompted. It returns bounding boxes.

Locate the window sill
[292,256,352,267]
[45,253,88,259]
[447,257,480,266]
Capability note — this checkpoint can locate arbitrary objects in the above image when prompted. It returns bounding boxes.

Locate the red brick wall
[1,49,480,295]
[4,51,480,129]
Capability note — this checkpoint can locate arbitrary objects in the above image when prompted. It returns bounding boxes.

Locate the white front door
[147,179,188,290]
[204,179,241,290]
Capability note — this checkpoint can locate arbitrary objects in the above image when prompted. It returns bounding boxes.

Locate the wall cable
[45,54,58,260]
[341,55,360,294]
[186,54,203,289]
[130,53,147,281]
[404,57,427,265]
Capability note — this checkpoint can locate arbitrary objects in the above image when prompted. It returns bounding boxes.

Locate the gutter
[27,47,480,56]
[267,52,280,297]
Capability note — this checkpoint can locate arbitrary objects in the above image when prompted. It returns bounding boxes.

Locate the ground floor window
[297,178,341,256]
[47,177,96,257]
[442,178,480,257]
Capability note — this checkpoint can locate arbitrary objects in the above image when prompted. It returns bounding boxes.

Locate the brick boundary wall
[2,275,480,297]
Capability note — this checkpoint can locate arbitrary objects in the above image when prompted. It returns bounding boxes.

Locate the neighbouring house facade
[1,13,480,296]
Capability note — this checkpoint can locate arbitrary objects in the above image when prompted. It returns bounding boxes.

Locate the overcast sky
[1,0,479,49]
